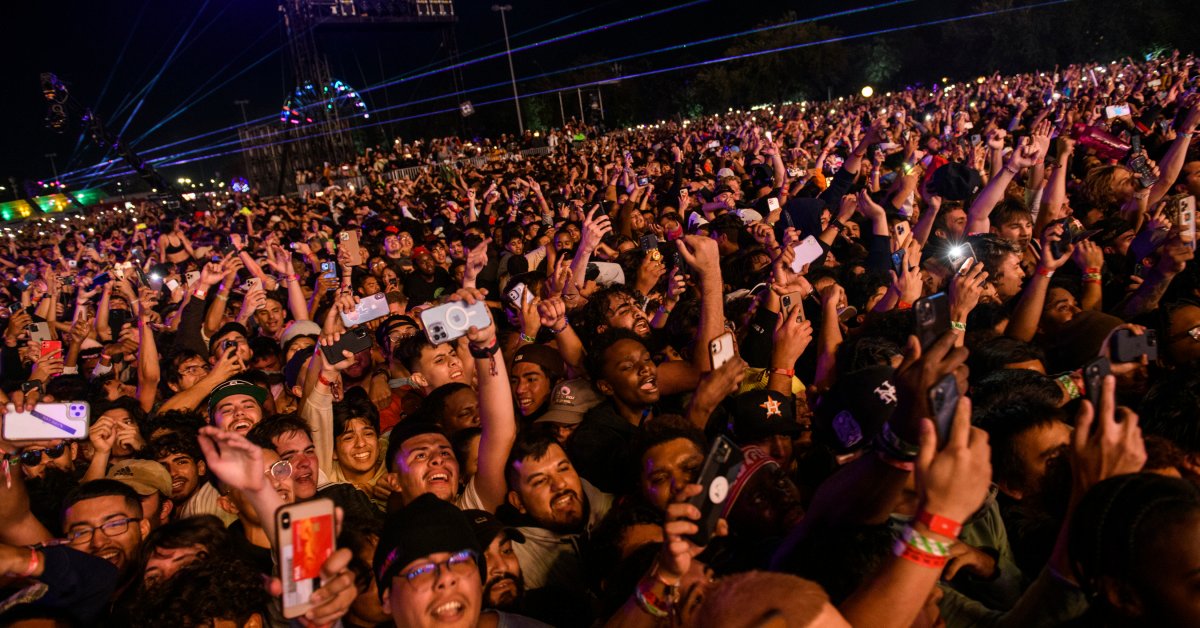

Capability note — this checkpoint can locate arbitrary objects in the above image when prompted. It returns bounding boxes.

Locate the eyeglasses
[18,443,68,466]
[178,364,210,376]
[398,550,479,590]
[266,458,293,483]
[66,517,140,545]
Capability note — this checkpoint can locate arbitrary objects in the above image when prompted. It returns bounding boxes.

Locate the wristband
[917,510,964,539]
[1035,267,1055,278]
[950,320,967,332]
[1083,272,1101,283]
[876,450,915,472]
[468,339,500,359]
[1004,165,1021,176]
[518,332,536,344]
[192,288,208,299]
[287,275,299,283]
[770,367,795,378]
[549,317,570,335]
[1057,373,1082,400]
[901,525,954,557]
[21,548,39,578]
[896,300,913,311]
[1085,267,1101,275]
[634,576,675,618]
[893,537,950,569]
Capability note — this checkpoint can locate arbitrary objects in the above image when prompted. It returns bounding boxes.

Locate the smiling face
[155,452,205,503]
[597,338,661,412]
[415,344,466,393]
[511,362,552,417]
[254,298,286,335]
[271,429,319,500]
[391,433,460,505]
[384,551,482,628]
[63,494,150,577]
[335,418,380,475]
[508,443,586,533]
[211,394,263,434]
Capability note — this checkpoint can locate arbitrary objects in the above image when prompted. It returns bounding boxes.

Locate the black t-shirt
[403,267,454,306]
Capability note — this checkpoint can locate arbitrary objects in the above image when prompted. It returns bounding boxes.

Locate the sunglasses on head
[17,443,68,466]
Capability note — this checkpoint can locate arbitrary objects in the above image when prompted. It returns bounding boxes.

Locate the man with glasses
[372,493,548,628]
[61,479,151,581]
[215,446,296,577]
[15,439,77,479]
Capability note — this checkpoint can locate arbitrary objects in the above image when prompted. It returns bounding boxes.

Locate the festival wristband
[901,525,953,557]
[893,538,950,569]
[1057,373,1082,400]
[950,320,967,332]
[917,510,963,538]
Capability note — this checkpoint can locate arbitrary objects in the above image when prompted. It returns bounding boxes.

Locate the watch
[21,380,43,395]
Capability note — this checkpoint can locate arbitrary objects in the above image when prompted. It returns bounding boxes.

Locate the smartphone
[890,250,905,275]
[928,374,959,449]
[338,231,363,266]
[763,130,773,142]
[340,293,390,327]
[2,402,90,441]
[767,197,780,212]
[637,176,650,186]
[915,292,951,350]
[1083,356,1110,410]
[1174,195,1197,250]
[68,259,77,269]
[184,271,200,288]
[1105,104,1132,118]
[165,278,180,293]
[506,283,529,309]
[970,134,982,146]
[420,300,491,345]
[276,498,336,619]
[790,236,824,272]
[26,322,52,343]
[708,331,737,370]
[947,243,976,273]
[1110,329,1158,363]
[1127,136,1158,188]
[90,272,112,289]
[319,327,373,363]
[40,340,62,359]
[241,277,262,293]
[320,261,338,282]
[779,292,805,314]
[639,234,659,253]
[686,436,744,546]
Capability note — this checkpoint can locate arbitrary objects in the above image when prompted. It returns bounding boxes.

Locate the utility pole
[491,5,523,135]
[233,99,250,125]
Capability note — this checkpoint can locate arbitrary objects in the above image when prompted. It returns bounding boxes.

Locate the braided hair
[1068,474,1200,621]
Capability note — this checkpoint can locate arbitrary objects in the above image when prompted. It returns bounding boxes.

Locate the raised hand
[1070,375,1145,494]
[948,258,988,322]
[915,395,992,525]
[196,427,266,494]
[579,207,613,253]
[657,483,727,582]
[446,287,496,348]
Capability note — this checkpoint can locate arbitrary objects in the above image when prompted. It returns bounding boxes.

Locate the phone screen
[278,500,336,618]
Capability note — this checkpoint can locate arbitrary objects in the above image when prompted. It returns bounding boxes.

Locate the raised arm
[675,235,724,373]
[966,143,1044,234]
[1007,224,1073,342]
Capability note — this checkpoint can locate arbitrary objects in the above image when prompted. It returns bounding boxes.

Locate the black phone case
[1084,356,1111,410]
[928,373,959,447]
[686,436,744,546]
[320,328,372,363]
[1111,329,1158,363]
[915,293,951,350]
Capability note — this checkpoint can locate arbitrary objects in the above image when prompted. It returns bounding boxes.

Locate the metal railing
[297,145,553,195]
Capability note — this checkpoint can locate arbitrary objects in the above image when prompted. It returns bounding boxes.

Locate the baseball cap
[283,351,311,390]
[535,378,602,426]
[723,390,800,444]
[207,378,268,416]
[373,493,483,596]
[812,365,898,455]
[107,459,172,498]
[716,167,736,179]
[280,320,321,353]
[512,344,565,385]
[463,509,526,548]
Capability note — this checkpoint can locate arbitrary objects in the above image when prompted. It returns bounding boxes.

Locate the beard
[483,574,524,610]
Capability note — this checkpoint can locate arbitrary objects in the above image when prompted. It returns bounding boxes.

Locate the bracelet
[1083,272,1102,283]
[287,275,299,283]
[1004,165,1021,176]
[1084,267,1101,275]
[901,525,954,557]
[656,305,673,316]
[893,537,950,569]
[917,510,964,538]
[1036,267,1055,278]
[21,548,39,578]
[1057,373,1082,400]
[215,293,229,301]
[518,332,537,344]
[950,320,967,332]
[468,339,500,359]
[634,576,675,618]
[318,373,340,387]
[549,317,570,335]
[770,367,795,378]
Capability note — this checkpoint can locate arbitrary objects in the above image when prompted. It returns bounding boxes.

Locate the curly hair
[130,557,271,627]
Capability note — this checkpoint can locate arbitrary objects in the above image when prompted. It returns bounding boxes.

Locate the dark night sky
[0,0,982,189]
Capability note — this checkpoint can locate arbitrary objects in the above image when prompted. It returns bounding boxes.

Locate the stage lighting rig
[41,73,70,133]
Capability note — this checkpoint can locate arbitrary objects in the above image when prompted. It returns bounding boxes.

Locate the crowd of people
[1,48,1199,628]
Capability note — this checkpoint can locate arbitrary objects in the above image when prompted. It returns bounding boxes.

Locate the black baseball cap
[723,390,800,444]
[463,509,526,548]
[373,494,483,597]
